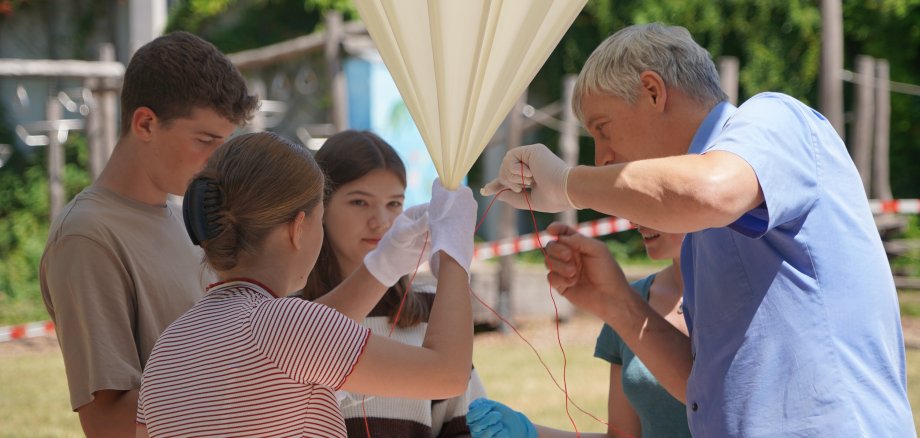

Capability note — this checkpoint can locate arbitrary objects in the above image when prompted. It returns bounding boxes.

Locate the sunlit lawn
[3,315,920,437]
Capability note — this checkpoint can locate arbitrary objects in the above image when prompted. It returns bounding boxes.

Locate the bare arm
[77,389,138,438]
[597,284,692,403]
[545,225,692,403]
[312,265,389,321]
[568,151,763,233]
[340,253,472,399]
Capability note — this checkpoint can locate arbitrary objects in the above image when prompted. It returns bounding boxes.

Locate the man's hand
[544,222,630,315]
[481,144,577,213]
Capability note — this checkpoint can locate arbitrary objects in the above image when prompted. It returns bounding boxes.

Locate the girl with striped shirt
[302,130,487,437]
[136,132,477,437]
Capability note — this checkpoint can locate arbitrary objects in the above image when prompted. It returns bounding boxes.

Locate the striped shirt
[137,279,370,437]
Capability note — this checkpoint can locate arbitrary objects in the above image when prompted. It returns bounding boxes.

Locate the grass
[3,316,920,436]
[0,340,81,437]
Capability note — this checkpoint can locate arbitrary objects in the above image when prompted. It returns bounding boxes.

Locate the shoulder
[629,274,655,301]
[47,188,110,241]
[731,92,817,129]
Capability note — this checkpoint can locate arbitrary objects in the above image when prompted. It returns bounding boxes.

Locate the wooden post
[852,55,875,194]
[86,43,118,180]
[248,78,267,133]
[820,0,845,139]
[873,59,892,201]
[558,75,578,227]
[498,91,527,333]
[47,97,64,221]
[325,11,348,131]
[718,56,739,105]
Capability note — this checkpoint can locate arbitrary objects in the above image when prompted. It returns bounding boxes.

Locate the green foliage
[167,0,356,53]
[0,105,91,324]
[892,215,920,279]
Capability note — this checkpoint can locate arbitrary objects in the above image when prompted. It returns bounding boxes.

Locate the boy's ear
[131,107,157,141]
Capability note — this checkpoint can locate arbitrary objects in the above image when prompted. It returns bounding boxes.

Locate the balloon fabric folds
[354,0,587,190]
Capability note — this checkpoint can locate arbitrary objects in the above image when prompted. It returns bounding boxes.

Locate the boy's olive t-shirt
[41,186,211,410]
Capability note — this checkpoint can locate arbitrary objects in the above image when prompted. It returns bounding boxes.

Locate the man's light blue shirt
[682,92,914,436]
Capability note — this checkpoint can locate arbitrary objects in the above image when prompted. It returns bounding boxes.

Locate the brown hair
[302,130,429,328]
[197,132,323,271]
[120,31,258,135]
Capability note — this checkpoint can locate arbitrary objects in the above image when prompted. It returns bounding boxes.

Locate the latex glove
[466,398,537,438]
[480,143,578,213]
[364,203,430,286]
[428,179,477,278]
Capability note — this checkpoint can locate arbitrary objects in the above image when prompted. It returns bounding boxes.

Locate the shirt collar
[688,101,736,154]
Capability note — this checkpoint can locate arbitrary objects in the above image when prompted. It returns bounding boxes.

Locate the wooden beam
[852,55,875,195]
[873,59,892,200]
[325,11,349,131]
[820,0,845,138]
[228,21,367,71]
[497,91,528,332]
[0,59,124,79]
[47,97,64,221]
[718,56,739,105]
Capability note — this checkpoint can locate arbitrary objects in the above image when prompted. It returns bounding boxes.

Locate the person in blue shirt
[466,224,691,438]
[480,22,914,436]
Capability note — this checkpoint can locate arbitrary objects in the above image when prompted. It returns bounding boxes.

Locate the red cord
[362,175,634,438]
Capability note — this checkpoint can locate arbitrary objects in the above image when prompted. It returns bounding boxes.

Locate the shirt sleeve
[41,235,141,410]
[136,387,147,425]
[250,298,370,389]
[706,93,819,238]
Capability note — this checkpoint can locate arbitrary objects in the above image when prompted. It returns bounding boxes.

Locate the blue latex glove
[466,398,537,438]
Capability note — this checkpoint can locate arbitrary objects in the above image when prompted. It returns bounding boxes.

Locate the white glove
[363,203,430,286]
[428,179,477,278]
[480,143,578,213]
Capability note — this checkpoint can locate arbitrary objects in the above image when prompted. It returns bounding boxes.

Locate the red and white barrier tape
[473,216,633,261]
[1,199,915,342]
[471,199,920,261]
[870,199,920,215]
[0,320,55,343]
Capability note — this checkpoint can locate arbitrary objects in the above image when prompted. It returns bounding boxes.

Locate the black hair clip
[182,177,225,246]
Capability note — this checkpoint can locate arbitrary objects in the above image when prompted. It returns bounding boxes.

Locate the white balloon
[354,0,587,190]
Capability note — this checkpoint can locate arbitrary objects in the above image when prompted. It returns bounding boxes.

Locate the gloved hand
[364,203,430,286]
[428,179,477,278]
[466,398,537,438]
[480,143,578,213]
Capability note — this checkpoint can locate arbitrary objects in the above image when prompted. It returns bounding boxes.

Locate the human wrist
[563,166,582,210]
[514,411,537,438]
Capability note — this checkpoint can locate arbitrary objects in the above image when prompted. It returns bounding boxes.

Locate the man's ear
[131,107,158,141]
[289,211,306,250]
[639,71,667,112]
